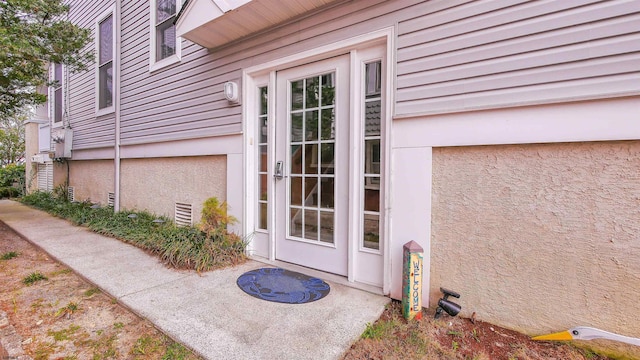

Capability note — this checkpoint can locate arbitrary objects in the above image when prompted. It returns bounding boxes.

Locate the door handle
[274,161,285,180]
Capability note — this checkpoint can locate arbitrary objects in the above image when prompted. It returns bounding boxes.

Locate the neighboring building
[26,0,640,356]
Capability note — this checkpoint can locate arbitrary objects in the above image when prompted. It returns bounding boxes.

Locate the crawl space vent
[107,192,115,207]
[175,202,193,226]
[67,187,75,202]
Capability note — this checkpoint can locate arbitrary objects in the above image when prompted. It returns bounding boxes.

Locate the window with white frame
[52,63,63,124]
[151,0,181,70]
[97,11,114,112]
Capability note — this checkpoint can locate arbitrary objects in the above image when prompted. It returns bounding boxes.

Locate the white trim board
[70,147,115,160]
[393,96,640,149]
[243,27,394,76]
[119,134,242,159]
[73,134,242,160]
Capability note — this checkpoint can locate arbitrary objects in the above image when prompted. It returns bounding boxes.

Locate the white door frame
[242,27,395,294]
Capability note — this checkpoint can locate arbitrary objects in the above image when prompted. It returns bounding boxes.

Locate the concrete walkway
[0,200,389,360]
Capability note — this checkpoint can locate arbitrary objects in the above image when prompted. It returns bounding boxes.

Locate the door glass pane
[365,139,380,174]
[305,110,318,141]
[365,61,381,97]
[259,145,267,172]
[305,76,319,108]
[259,203,267,230]
[365,100,381,137]
[363,213,379,250]
[304,144,317,175]
[364,184,380,212]
[290,145,302,174]
[321,73,335,106]
[305,177,318,206]
[260,117,268,143]
[320,143,334,174]
[304,210,318,240]
[290,176,302,206]
[291,80,303,110]
[260,86,268,115]
[320,108,335,140]
[259,174,268,201]
[320,177,334,208]
[291,113,303,142]
[290,208,302,237]
[320,211,334,243]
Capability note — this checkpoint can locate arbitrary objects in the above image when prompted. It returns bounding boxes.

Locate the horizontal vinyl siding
[396,0,640,116]
[119,0,425,145]
[119,1,242,145]
[68,0,640,148]
[68,0,116,151]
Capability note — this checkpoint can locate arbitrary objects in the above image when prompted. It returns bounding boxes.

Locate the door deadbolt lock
[274,161,285,180]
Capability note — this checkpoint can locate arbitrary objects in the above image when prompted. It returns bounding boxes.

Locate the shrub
[20,191,247,272]
[198,197,237,238]
[0,164,25,198]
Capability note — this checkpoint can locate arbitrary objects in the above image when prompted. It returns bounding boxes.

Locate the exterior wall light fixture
[224,81,239,103]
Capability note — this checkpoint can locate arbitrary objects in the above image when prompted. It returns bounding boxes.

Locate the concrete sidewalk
[0,200,389,360]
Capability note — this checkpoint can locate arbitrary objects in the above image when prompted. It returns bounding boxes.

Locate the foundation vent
[107,192,115,207]
[67,186,75,202]
[175,202,193,226]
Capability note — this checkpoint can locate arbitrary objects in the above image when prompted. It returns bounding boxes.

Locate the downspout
[114,0,122,211]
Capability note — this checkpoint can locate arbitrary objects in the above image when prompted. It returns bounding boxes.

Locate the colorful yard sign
[402,240,424,320]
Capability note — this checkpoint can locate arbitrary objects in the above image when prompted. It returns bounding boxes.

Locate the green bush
[20,191,247,272]
[0,164,25,198]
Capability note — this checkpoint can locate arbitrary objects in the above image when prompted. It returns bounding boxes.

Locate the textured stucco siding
[120,156,226,222]
[431,141,640,355]
[24,123,40,193]
[69,160,115,203]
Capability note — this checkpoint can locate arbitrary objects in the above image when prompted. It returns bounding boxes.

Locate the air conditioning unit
[31,153,52,164]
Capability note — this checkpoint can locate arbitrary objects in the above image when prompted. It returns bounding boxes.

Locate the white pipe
[114,0,122,211]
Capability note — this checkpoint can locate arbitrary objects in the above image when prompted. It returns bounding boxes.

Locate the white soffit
[176,0,341,48]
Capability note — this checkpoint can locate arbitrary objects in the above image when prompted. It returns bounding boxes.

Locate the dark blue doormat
[236,268,330,304]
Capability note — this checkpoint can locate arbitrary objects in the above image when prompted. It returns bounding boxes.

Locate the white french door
[274,56,350,276]
[247,39,388,287]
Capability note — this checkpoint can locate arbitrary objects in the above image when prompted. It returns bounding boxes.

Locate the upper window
[52,63,63,124]
[96,9,114,114]
[151,0,181,70]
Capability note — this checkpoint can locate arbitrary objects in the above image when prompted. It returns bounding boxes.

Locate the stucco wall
[69,160,115,203]
[430,141,640,356]
[120,156,227,224]
[24,123,40,193]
